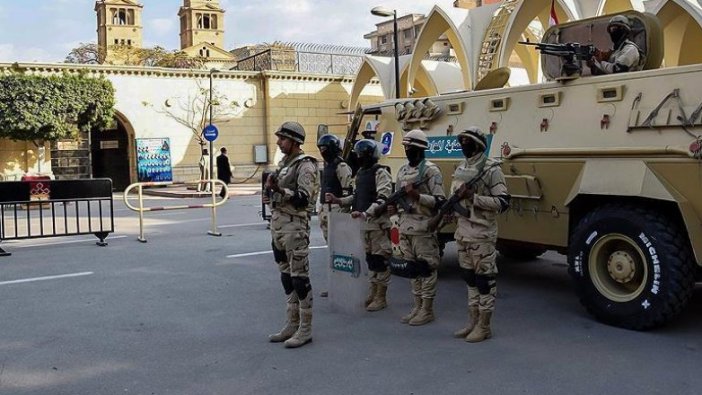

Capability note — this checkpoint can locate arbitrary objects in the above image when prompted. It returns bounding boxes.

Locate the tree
[142,80,242,148]
[65,42,205,69]
[0,72,116,146]
[65,42,102,64]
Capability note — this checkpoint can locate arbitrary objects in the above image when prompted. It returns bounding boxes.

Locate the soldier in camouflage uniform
[387,129,446,326]
[589,15,644,75]
[450,127,509,342]
[327,139,393,311]
[317,134,353,242]
[263,121,319,349]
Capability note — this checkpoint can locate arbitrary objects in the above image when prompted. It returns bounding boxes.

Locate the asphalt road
[0,194,701,395]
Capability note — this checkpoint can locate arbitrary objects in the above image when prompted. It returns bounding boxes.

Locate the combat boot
[269,295,299,343]
[409,298,434,326]
[364,283,377,308]
[366,284,388,312]
[400,295,422,324]
[453,306,479,338]
[466,311,493,343]
[284,307,312,348]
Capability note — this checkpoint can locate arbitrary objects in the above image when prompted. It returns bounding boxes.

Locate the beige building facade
[0,62,383,187]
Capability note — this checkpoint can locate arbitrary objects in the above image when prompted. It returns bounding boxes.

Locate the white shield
[327,212,369,315]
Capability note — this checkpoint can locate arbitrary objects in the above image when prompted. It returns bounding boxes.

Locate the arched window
[203,15,211,29]
[197,13,203,29]
[113,8,127,25]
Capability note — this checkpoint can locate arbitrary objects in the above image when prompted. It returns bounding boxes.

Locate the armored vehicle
[337,11,702,330]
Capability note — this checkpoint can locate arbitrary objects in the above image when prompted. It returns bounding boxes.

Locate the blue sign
[425,135,493,159]
[380,131,393,155]
[136,138,173,182]
[202,124,219,142]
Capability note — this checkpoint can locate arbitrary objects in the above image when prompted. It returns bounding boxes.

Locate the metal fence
[234,42,457,74]
[0,179,114,256]
[234,42,369,75]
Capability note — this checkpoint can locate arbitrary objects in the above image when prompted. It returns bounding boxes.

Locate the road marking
[0,271,94,286]
[9,235,127,248]
[219,222,267,229]
[225,245,327,259]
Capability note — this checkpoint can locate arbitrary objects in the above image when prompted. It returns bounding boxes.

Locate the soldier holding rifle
[444,127,509,343]
[386,129,446,326]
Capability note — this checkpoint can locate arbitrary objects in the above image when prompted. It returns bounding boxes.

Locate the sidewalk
[142,183,261,198]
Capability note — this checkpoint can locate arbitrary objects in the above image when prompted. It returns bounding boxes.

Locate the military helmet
[317,134,341,154]
[353,139,381,160]
[275,121,306,144]
[402,129,429,150]
[458,126,488,150]
[608,15,632,32]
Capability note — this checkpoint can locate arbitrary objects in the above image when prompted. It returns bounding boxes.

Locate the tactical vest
[353,164,380,212]
[321,157,343,203]
[274,153,318,213]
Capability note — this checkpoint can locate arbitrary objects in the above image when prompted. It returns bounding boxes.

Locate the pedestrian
[216,147,232,198]
[449,127,509,342]
[197,148,210,192]
[326,139,393,311]
[263,121,319,349]
[387,129,445,326]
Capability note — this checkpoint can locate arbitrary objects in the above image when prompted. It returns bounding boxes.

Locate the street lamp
[208,68,220,184]
[371,6,400,99]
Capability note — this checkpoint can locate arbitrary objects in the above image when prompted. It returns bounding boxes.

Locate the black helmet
[317,134,341,155]
[353,139,380,160]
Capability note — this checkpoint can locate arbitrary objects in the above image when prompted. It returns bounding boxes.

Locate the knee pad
[415,260,433,278]
[366,254,387,272]
[388,257,418,278]
[291,276,312,300]
[272,242,287,263]
[280,272,294,295]
[475,274,496,295]
[460,269,476,286]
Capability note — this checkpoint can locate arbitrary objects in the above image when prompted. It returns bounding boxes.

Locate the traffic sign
[203,124,219,142]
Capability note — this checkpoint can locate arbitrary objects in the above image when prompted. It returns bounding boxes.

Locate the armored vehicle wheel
[568,204,696,330]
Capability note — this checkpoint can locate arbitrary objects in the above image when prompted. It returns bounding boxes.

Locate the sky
[0,0,449,63]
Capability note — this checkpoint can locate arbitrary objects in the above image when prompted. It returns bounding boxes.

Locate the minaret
[178,0,226,50]
[95,0,144,63]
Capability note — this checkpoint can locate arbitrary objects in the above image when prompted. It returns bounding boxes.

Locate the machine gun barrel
[518,41,596,61]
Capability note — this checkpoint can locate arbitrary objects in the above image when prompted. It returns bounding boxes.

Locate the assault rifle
[373,177,430,216]
[426,165,495,232]
[519,41,597,77]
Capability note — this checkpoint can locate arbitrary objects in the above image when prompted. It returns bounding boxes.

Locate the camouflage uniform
[396,160,445,324]
[340,164,393,310]
[319,160,353,242]
[268,150,319,347]
[451,151,509,342]
[591,39,642,74]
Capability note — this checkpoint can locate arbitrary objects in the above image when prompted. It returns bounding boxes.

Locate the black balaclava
[460,138,480,158]
[405,146,425,167]
[609,26,628,47]
[321,149,337,163]
[360,155,377,169]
